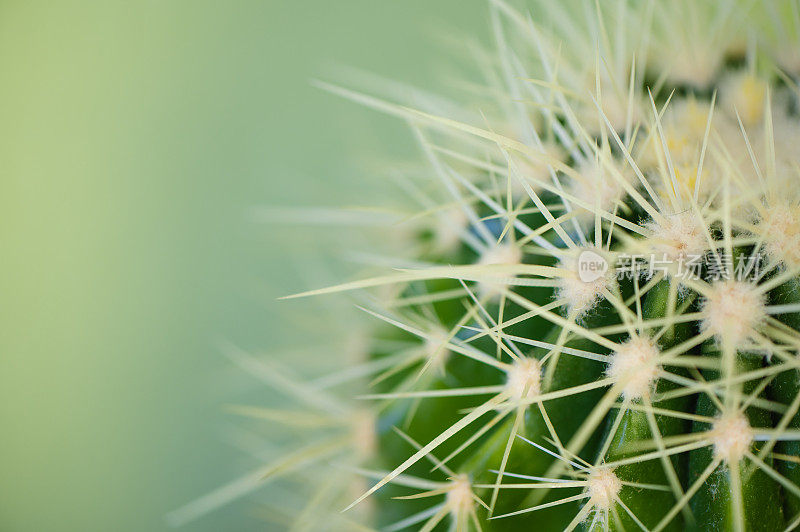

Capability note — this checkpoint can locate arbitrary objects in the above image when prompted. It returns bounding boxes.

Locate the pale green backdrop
[0,1,487,531]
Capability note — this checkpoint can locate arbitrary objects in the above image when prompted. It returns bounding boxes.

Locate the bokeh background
[0,1,488,530]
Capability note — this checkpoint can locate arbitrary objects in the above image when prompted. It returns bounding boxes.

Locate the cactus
[168,1,800,530]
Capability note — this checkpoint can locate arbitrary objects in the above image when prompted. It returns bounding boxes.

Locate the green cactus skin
[473,314,615,530]
[689,351,785,532]
[598,280,696,531]
[769,278,800,521]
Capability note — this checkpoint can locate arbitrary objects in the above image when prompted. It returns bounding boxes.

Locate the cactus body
[170,1,800,530]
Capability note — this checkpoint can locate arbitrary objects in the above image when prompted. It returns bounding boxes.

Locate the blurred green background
[0,1,486,530]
